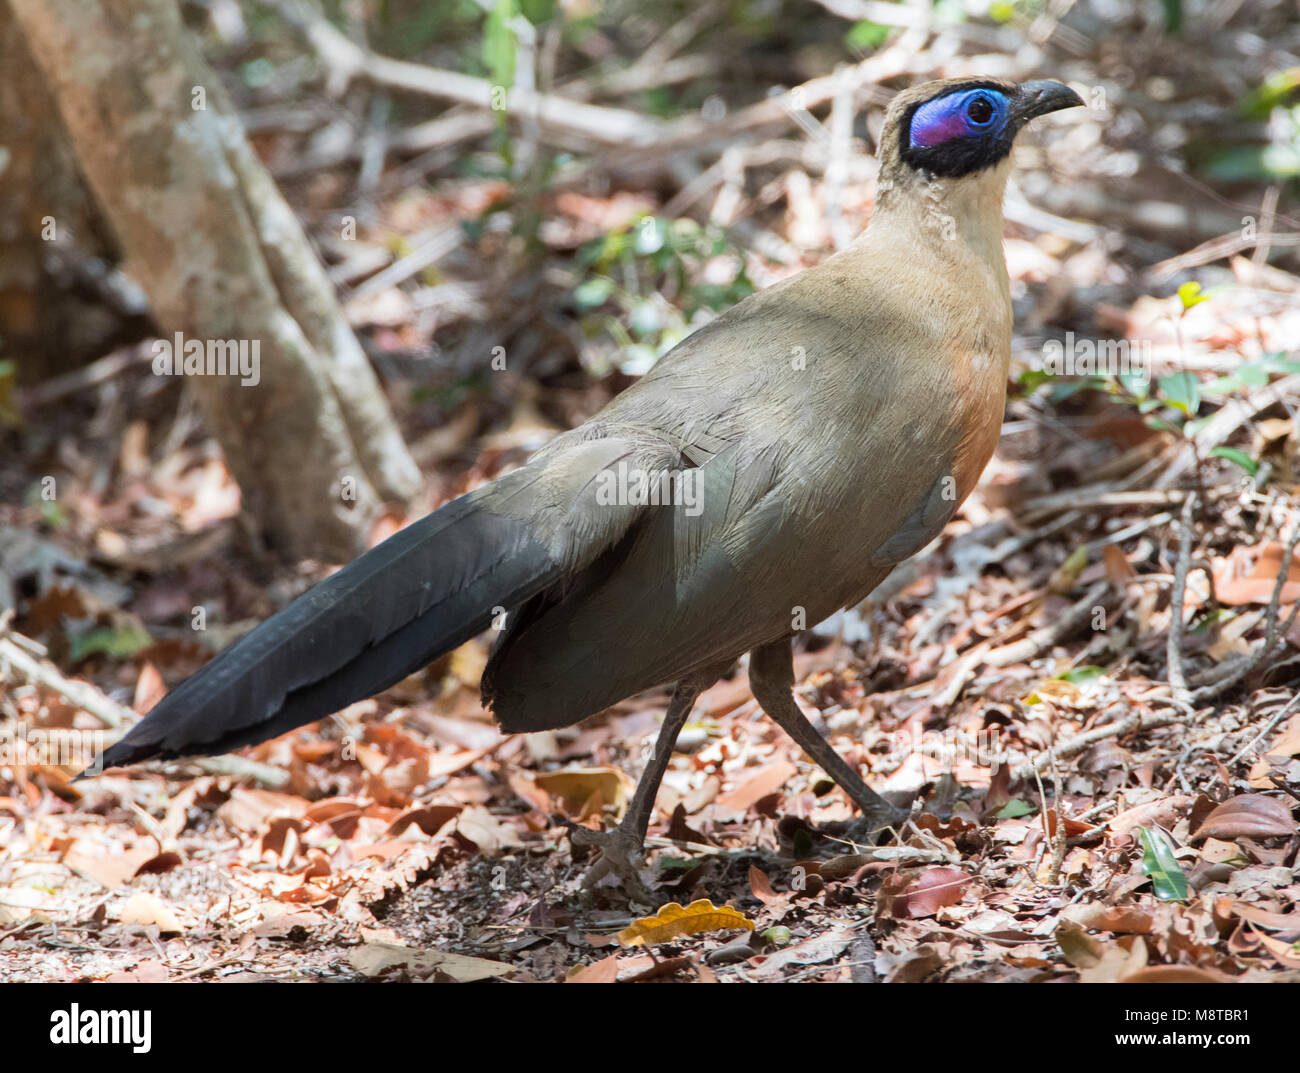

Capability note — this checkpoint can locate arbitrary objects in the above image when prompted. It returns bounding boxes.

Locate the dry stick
[0,635,124,730]
[0,628,287,787]
[1020,488,1186,524]
[271,0,936,159]
[1189,518,1300,705]
[983,581,1112,670]
[1012,707,1178,782]
[925,581,1111,711]
[1229,691,1300,766]
[1166,493,1197,706]
[267,0,667,147]
[1047,753,1068,886]
[1149,228,1300,282]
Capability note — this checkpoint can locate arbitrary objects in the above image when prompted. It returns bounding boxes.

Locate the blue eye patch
[909,89,1009,149]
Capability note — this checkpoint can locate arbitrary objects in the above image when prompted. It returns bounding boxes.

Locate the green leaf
[1237,362,1272,388]
[996,799,1036,819]
[761,926,792,946]
[629,299,661,339]
[1158,371,1200,415]
[69,624,152,662]
[1200,374,1243,396]
[573,276,614,310]
[1055,665,1107,684]
[634,216,668,256]
[1176,281,1208,309]
[1210,446,1259,476]
[1137,826,1189,901]
[845,19,890,51]
[482,0,517,96]
[1117,370,1151,399]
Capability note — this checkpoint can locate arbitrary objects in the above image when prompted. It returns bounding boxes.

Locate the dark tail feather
[90,470,560,771]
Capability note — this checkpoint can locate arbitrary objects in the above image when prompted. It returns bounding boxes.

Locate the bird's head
[874,77,1083,220]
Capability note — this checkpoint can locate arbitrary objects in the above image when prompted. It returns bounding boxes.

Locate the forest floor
[2,3,1300,982]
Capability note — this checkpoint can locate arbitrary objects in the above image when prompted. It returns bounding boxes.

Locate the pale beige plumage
[95,76,1082,897]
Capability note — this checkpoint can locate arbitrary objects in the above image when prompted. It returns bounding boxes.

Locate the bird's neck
[865,160,1012,280]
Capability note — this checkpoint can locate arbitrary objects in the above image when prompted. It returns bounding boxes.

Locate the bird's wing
[485,255,989,729]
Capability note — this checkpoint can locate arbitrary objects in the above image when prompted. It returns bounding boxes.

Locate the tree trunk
[7,0,423,561]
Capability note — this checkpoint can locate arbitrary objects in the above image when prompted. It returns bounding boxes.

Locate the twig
[1012,707,1152,781]
[984,581,1112,669]
[1166,493,1196,706]
[0,626,288,787]
[1047,754,1067,886]
[1189,517,1300,704]
[0,634,126,729]
[1149,228,1300,282]
[265,0,666,147]
[1229,691,1300,766]
[1021,488,1186,521]
[17,344,155,410]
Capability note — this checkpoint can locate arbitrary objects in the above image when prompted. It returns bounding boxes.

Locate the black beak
[1013,80,1084,125]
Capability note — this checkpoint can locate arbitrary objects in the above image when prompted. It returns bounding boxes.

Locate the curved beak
[1013,80,1085,125]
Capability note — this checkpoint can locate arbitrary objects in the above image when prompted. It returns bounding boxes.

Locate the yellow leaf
[534,767,628,820]
[618,899,755,947]
[1176,281,1208,309]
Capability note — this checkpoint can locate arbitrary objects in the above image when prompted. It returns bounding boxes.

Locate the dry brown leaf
[748,865,788,908]
[878,867,971,920]
[216,787,307,832]
[132,661,167,715]
[565,954,619,983]
[63,841,161,889]
[1110,795,1196,839]
[1190,794,1296,842]
[1062,903,1155,934]
[387,804,461,837]
[348,941,514,981]
[1212,541,1300,606]
[454,805,521,855]
[715,758,798,812]
[1119,965,1229,983]
[116,892,182,934]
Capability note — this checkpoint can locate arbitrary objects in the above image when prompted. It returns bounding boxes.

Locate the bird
[86,77,1082,894]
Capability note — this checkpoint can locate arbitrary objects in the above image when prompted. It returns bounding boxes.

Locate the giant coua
[88,77,1082,891]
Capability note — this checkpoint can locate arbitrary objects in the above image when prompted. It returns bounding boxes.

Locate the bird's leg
[570,679,703,900]
[749,639,906,833]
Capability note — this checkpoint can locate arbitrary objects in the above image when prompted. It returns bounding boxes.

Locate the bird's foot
[846,802,909,843]
[565,821,656,905]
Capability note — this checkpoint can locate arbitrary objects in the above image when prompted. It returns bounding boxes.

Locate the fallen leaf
[565,954,619,983]
[1119,965,1228,983]
[533,767,628,820]
[716,759,798,812]
[618,899,754,947]
[879,867,971,919]
[1191,794,1296,842]
[348,942,514,981]
[116,892,182,934]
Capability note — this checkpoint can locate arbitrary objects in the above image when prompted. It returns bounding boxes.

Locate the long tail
[91,467,564,771]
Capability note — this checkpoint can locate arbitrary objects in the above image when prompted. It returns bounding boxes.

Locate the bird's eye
[966,95,995,126]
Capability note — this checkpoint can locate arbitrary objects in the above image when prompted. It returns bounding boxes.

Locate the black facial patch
[899,81,1019,179]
